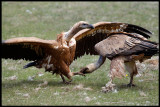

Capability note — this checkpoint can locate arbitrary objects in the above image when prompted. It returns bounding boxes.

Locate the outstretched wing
[94,33,158,59]
[73,22,152,59]
[2,37,58,61]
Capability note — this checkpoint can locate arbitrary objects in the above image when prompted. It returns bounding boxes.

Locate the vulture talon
[60,74,72,84]
[73,72,86,76]
[127,83,136,87]
[79,67,89,74]
[63,79,72,84]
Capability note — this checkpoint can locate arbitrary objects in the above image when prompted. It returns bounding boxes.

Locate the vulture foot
[127,83,136,87]
[72,67,89,77]
[60,74,72,84]
[63,80,72,84]
[73,72,86,76]
[79,67,90,74]
[101,81,116,93]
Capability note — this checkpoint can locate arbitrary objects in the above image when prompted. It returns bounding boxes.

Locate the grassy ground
[2,1,159,106]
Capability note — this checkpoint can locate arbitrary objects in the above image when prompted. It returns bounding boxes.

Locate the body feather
[74,22,152,59]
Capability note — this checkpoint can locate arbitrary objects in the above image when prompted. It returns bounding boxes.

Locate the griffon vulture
[2,21,94,83]
[73,22,159,91]
[2,21,158,85]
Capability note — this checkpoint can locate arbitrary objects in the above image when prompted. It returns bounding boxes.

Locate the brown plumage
[73,22,152,59]
[2,21,94,83]
[95,34,158,89]
[73,22,158,91]
[2,21,158,85]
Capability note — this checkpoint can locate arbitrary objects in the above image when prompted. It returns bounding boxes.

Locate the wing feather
[2,37,58,61]
[73,22,152,59]
[95,34,158,59]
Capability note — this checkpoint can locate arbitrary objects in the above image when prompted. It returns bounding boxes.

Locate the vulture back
[73,22,152,59]
[94,33,159,59]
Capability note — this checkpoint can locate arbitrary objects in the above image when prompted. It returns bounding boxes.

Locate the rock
[35,87,41,92]
[37,72,44,77]
[28,76,35,81]
[139,91,147,97]
[23,93,30,98]
[53,92,59,95]
[38,81,48,87]
[6,75,17,80]
[84,96,91,102]
[73,84,84,90]
[113,89,118,93]
[84,87,93,91]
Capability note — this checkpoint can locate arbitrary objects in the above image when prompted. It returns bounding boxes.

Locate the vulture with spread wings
[2,21,94,83]
[73,22,158,92]
[2,21,158,86]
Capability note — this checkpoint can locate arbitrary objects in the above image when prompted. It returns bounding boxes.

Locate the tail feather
[140,41,159,56]
[23,61,36,69]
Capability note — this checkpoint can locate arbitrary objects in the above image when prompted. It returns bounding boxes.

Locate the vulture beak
[80,23,95,29]
[88,24,95,29]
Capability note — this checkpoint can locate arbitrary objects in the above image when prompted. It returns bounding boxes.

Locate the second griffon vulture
[74,22,158,92]
[3,21,158,85]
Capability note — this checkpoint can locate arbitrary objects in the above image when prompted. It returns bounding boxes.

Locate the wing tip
[125,24,152,39]
[127,24,152,34]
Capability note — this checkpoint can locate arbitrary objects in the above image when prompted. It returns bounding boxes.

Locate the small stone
[38,72,44,77]
[6,75,17,80]
[28,76,35,81]
[73,84,84,90]
[139,91,147,97]
[85,96,91,102]
[84,87,93,91]
[146,101,150,104]
[113,89,118,93]
[96,102,100,105]
[26,9,32,14]
[93,97,97,100]
[138,80,144,82]
[53,92,59,95]
[35,87,41,92]
[38,81,48,87]
[23,93,30,98]
[83,92,87,96]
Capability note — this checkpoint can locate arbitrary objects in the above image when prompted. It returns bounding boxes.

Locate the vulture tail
[139,40,159,56]
[23,61,36,69]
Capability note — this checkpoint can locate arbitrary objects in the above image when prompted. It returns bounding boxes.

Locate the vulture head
[64,21,94,42]
[78,21,95,29]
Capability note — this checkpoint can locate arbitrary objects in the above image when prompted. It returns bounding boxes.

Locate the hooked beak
[88,24,95,29]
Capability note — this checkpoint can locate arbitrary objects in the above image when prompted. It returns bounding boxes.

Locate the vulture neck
[64,23,82,42]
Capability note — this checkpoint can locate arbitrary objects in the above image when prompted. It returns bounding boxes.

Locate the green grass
[2,1,159,106]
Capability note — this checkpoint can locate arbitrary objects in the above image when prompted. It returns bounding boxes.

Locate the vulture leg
[59,61,73,84]
[102,74,116,93]
[76,55,106,75]
[60,74,72,84]
[73,72,86,76]
[125,61,138,87]
[60,74,66,83]
[102,56,126,93]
